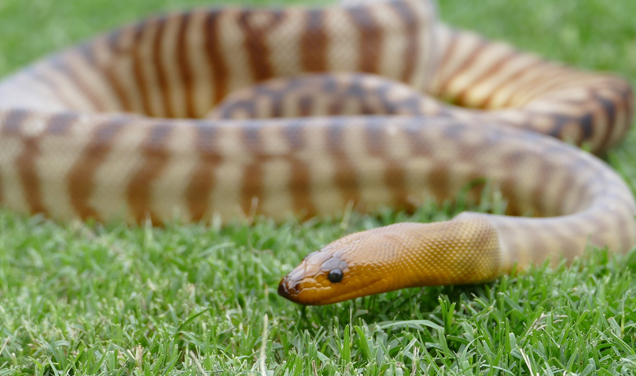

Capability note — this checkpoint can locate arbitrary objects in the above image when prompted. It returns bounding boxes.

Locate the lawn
[1,0,636,374]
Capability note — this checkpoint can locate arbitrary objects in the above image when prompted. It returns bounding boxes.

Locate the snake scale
[0,0,634,305]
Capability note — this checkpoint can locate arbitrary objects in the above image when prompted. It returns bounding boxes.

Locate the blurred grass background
[1,0,636,374]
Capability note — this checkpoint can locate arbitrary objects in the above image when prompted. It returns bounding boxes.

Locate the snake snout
[277,276,301,301]
[277,279,293,300]
[277,261,308,303]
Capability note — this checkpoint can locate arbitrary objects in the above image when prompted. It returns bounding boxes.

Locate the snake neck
[384,218,503,287]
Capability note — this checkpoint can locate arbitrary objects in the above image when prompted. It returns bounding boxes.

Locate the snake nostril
[278,278,303,300]
[292,282,302,293]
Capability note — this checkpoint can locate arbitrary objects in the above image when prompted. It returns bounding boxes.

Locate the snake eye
[327,268,344,283]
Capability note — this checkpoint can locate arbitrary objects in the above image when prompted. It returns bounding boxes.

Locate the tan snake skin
[0,0,634,305]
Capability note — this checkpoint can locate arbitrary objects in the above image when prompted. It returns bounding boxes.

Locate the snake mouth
[277,274,384,305]
[311,277,384,305]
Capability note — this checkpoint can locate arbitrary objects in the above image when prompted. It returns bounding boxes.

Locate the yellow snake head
[277,226,398,305]
[278,219,503,305]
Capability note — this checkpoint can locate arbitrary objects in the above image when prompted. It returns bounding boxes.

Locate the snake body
[0,0,634,305]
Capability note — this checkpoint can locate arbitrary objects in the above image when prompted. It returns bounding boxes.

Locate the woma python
[0,0,633,305]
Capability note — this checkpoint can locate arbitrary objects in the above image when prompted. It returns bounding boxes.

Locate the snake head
[277,225,407,305]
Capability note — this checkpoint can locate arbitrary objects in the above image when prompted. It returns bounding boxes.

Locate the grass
[1,0,636,374]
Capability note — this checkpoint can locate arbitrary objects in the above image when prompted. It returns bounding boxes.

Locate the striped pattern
[0,0,634,305]
[428,25,634,153]
[0,0,435,117]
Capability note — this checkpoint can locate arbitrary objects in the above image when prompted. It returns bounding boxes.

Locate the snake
[0,0,634,306]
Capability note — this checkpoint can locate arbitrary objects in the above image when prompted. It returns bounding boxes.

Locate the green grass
[2,0,636,374]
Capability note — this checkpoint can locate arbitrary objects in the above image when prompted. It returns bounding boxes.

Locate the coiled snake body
[0,0,634,305]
